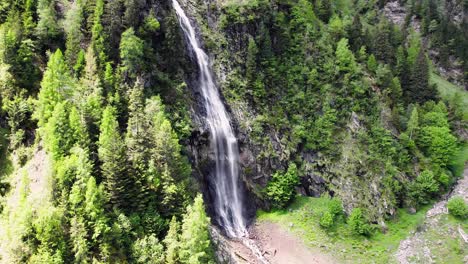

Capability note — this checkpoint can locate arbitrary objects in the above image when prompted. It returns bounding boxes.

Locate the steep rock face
[176,0,399,224]
[177,0,326,206]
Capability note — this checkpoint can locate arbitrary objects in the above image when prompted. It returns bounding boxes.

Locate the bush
[328,198,343,217]
[320,211,334,229]
[265,163,300,208]
[447,197,468,219]
[409,170,439,205]
[348,208,371,236]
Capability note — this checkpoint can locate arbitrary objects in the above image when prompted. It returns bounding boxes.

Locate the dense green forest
[0,0,466,262]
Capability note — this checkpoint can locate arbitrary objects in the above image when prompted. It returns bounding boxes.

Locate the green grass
[450,142,468,178]
[430,72,468,120]
[258,196,430,263]
[422,214,468,264]
[430,72,467,105]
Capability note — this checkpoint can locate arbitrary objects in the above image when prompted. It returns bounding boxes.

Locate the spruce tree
[179,195,214,264]
[64,0,84,66]
[36,0,61,45]
[164,216,180,264]
[35,49,73,126]
[409,49,437,103]
[98,106,132,210]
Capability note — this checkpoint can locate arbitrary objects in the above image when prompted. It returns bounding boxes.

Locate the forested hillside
[0,0,466,263]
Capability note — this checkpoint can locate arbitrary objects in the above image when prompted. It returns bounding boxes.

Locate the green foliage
[367,54,377,73]
[64,0,84,65]
[320,211,334,229]
[36,0,61,44]
[335,38,357,73]
[447,197,468,219]
[179,195,214,264]
[119,27,144,74]
[348,208,371,236]
[419,126,457,168]
[44,102,75,159]
[409,170,439,205]
[164,216,180,264]
[35,49,73,126]
[132,234,165,264]
[98,106,132,209]
[328,198,343,217]
[265,163,300,208]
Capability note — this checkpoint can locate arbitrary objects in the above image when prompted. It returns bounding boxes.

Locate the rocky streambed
[396,166,468,263]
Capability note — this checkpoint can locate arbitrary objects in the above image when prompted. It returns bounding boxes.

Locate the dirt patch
[251,222,335,264]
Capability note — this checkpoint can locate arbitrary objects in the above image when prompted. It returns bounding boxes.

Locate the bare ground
[224,222,335,264]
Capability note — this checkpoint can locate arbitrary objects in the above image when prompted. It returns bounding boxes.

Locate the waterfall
[172,0,247,238]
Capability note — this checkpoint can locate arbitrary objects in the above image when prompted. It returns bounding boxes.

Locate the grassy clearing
[258,196,429,263]
[430,72,468,120]
[430,72,467,105]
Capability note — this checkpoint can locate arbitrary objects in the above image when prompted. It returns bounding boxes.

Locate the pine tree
[91,0,107,69]
[409,49,437,103]
[179,195,214,264]
[164,216,180,264]
[119,27,144,75]
[35,49,73,126]
[98,106,132,209]
[373,19,394,64]
[36,0,61,45]
[335,38,357,73]
[64,0,84,66]
[44,102,74,159]
[22,0,35,36]
[315,0,332,22]
[73,49,86,78]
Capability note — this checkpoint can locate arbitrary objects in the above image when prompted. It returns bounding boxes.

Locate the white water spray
[172,0,247,238]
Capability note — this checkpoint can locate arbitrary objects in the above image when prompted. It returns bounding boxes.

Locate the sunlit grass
[258,196,429,263]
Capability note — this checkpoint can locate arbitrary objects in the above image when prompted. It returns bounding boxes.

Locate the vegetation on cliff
[0,0,466,262]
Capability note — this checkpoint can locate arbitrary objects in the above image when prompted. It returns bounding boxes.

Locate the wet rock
[209,226,238,264]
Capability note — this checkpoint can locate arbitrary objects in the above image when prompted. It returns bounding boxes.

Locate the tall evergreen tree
[164,216,180,264]
[408,49,437,103]
[179,195,214,264]
[98,106,133,210]
[36,0,61,45]
[35,49,73,126]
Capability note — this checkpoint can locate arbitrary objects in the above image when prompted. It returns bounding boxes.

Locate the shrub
[265,163,300,208]
[328,198,343,217]
[409,170,439,205]
[348,208,371,236]
[447,197,468,219]
[320,211,334,229]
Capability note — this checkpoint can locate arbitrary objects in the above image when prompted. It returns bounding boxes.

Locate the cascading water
[173,3,270,262]
[172,0,247,238]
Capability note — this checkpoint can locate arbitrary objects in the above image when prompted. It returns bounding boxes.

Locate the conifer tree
[44,102,74,159]
[119,27,144,75]
[164,216,180,264]
[98,106,132,209]
[91,0,107,69]
[35,49,73,126]
[64,0,84,66]
[36,0,61,45]
[73,49,86,78]
[409,49,437,103]
[179,195,214,264]
[246,37,258,98]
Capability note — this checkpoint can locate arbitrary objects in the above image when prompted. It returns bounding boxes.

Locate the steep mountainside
[0,0,466,263]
